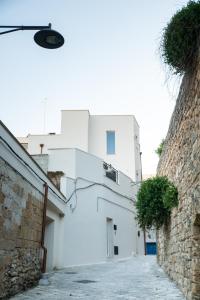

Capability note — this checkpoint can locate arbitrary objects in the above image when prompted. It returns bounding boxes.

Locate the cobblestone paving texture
[11,256,185,300]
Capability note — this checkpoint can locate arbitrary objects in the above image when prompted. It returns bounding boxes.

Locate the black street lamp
[0,23,64,49]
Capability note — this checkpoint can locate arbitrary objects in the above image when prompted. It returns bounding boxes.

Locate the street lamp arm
[0,28,22,35]
[0,24,51,35]
[0,23,64,49]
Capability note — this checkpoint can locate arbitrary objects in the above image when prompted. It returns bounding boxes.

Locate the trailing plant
[161,1,200,74]
[155,139,165,157]
[136,176,178,230]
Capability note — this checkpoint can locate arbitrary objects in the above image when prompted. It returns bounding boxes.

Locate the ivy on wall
[161,1,200,74]
[136,176,178,229]
[155,139,165,157]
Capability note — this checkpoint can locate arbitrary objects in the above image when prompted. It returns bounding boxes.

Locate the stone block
[0,239,15,250]
[0,190,5,204]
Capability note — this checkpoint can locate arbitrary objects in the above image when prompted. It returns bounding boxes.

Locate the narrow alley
[11,256,185,300]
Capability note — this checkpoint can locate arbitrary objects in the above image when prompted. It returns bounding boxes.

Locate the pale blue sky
[0,0,188,175]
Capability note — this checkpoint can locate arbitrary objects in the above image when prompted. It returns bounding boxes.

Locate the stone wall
[0,157,43,299]
[157,56,200,299]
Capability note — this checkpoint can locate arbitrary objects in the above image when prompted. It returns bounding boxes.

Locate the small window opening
[106,131,115,154]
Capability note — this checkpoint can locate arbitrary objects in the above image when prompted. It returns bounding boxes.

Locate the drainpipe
[41,182,48,273]
[40,143,44,154]
[140,151,147,255]
[144,228,147,256]
[139,151,146,255]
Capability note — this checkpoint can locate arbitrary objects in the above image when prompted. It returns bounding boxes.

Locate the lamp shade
[34,29,64,49]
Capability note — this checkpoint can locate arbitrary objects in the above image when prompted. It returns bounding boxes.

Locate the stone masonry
[157,55,200,299]
[0,157,43,299]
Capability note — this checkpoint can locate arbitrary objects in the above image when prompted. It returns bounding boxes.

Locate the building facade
[18,111,144,267]
[0,122,66,298]
[19,110,141,181]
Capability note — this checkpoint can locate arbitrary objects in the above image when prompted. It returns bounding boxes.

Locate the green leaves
[136,176,178,230]
[155,139,165,157]
[163,183,178,209]
[161,1,200,74]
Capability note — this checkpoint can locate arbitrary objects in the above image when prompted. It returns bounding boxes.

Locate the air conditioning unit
[103,162,112,170]
[103,162,108,170]
[103,162,118,182]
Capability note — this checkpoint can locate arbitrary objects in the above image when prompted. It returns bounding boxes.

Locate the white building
[19,110,141,181]
[18,110,145,268]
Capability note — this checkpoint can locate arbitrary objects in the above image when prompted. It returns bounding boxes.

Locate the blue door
[146,242,157,255]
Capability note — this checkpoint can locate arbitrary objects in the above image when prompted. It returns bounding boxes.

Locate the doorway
[106,218,114,258]
[44,216,54,272]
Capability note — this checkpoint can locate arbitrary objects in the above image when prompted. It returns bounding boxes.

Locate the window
[106,131,115,154]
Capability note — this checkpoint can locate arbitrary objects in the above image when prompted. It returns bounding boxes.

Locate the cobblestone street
[11,256,185,300]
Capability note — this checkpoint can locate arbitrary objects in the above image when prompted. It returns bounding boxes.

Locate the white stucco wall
[145,229,156,243]
[45,208,65,271]
[62,185,138,267]
[61,110,89,152]
[133,119,142,183]
[26,111,89,155]
[26,134,63,155]
[46,148,144,266]
[18,111,141,181]
[48,148,76,179]
[88,115,138,180]
[16,110,144,266]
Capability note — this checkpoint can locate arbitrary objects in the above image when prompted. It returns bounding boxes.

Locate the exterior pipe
[144,229,147,256]
[139,150,146,255]
[41,183,48,273]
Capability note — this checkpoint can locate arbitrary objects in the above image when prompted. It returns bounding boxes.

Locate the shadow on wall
[192,214,200,297]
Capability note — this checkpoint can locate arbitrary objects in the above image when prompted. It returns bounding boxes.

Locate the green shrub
[136,176,178,230]
[161,1,200,74]
[155,139,165,157]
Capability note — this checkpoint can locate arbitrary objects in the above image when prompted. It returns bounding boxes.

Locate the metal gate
[146,242,157,255]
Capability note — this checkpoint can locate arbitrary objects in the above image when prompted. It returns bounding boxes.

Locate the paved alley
[11,256,185,300]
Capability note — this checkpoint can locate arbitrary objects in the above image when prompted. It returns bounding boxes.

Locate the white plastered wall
[61,182,139,267]
[48,148,144,267]
[19,111,141,182]
[25,110,90,155]
[61,110,89,152]
[45,207,65,271]
[88,115,137,180]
